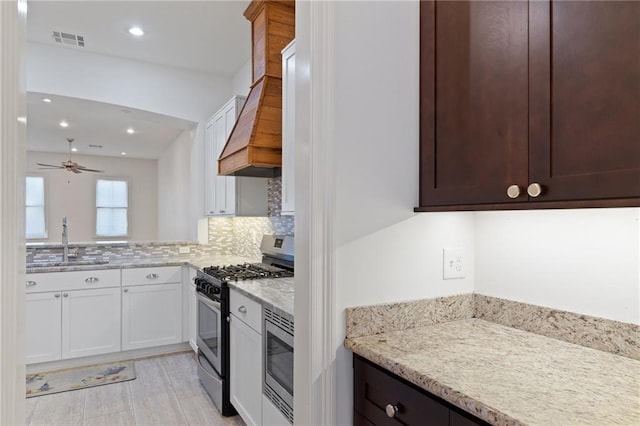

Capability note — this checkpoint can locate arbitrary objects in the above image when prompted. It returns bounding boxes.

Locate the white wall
[232,58,252,97]
[331,2,475,424]
[27,42,235,239]
[475,208,640,324]
[27,151,157,242]
[157,128,194,240]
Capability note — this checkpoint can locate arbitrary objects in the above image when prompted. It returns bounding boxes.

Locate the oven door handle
[196,293,221,311]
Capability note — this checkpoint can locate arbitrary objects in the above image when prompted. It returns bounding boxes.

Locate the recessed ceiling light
[59,120,69,128]
[42,98,52,103]
[126,127,135,134]
[121,152,127,156]
[129,27,144,36]
[71,147,78,152]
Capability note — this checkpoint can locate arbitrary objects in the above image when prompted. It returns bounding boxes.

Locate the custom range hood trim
[218,0,295,177]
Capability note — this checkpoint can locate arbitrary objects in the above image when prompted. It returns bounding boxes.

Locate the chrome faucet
[62,216,69,262]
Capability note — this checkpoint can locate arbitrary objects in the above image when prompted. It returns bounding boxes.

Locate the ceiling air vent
[52,31,85,47]
[88,144,102,149]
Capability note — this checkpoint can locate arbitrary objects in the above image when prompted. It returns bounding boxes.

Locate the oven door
[197,292,222,375]
[264,319,294,409]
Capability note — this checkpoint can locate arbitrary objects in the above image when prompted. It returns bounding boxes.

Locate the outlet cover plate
[179,246,191,254]
[443,248,465,280]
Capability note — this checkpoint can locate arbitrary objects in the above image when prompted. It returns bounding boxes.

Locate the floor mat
[26,361,135,398]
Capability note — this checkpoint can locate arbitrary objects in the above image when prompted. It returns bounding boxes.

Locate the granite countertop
[345,318,640,426]
[26,255,259,273]
[228,277,294,318]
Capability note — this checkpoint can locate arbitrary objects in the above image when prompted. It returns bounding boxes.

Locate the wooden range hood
[218,0,295,177]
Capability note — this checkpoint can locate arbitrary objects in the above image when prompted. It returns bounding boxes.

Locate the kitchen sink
[26,260,110,268]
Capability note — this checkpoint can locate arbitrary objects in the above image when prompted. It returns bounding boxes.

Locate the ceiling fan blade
[76,165,104,173]
[71,168,82,174]
[37,163,64,168]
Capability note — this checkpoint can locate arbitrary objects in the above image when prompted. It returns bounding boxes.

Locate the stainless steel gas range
[194,235,294,416]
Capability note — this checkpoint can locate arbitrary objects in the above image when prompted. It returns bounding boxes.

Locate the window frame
[25,174,48,240]
[94,177,130,239]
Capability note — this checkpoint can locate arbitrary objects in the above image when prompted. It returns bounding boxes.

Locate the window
[96,179,128,237]
[25,176,47,239]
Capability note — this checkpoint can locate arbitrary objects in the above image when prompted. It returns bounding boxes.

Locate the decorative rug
[26,361,136,398]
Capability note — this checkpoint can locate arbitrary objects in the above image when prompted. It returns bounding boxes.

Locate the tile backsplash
[207,176,295,259]
[27,176,294,263]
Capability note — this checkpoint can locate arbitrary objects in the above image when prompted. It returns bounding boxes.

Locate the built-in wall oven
[264,307,294,423]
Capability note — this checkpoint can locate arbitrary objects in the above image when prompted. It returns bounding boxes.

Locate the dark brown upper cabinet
[416,1,640,211]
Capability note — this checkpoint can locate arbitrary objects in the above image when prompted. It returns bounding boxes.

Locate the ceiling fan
[37,138,104,174]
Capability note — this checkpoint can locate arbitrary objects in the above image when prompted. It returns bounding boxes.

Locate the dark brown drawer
[354,355,449,425]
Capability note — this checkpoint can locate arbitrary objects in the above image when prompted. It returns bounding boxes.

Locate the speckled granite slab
[475,294,640,360]
[345,319,640,426]
[229,277,294,318]
[345,294,474,338]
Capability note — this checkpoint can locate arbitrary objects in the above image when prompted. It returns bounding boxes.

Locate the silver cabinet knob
[238,305,247,314]
[219,210,226,214]
[54,293,60,298]
[506,185,522,199]
[62,293,68,298]
[146,273,159,280]
[385,404,398,418]
[85,277,99,283]
[123,288,129,293]
[25,281,37,287]
[527,182,543,198]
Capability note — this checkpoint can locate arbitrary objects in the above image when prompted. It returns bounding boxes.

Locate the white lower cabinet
[25,270,121,364]
[25,292,63,364]
[230,289,263,426]
[121,283,182,350]
[262,395,291,426]
[61,288,121,359]
[188,282,197,352]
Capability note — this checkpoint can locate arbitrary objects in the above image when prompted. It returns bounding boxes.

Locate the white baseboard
[26,342,191,374]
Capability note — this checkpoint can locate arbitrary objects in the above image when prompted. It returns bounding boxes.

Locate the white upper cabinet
[281,41,295,216]
[205,95,268,217]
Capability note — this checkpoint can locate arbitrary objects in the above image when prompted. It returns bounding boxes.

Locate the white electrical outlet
[179,246,191,254]
[443,248,465,280]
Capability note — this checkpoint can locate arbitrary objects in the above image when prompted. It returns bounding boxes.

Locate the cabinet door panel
[61,288,121,359]
[230,314,262,426]
[529,0,640,201]
[122,283,182,350]
[420,0,529,206]
[26,292,62,364]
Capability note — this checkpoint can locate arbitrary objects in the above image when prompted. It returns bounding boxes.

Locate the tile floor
[25,351,246,426]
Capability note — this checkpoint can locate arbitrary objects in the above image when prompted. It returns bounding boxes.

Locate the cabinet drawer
[354,356,449,426]
[121,266,182,286]
[230,288,262,333]
[25,269,120,293]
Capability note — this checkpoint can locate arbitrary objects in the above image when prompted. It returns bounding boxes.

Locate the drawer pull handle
[506,184,521,199]
[385,404,398,418]
[237,305,247,314]
[63,293,69,298]
[85,277,99,283]
[25,281,37,287]
[527,182,543,198]
[54,293,60,298]
[146,273,160,280]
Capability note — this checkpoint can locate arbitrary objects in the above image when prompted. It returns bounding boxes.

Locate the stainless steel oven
[264,307,294,423]
[196,292,222,374]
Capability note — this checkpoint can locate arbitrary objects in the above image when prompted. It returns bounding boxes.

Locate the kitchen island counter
[345,318,640,426]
